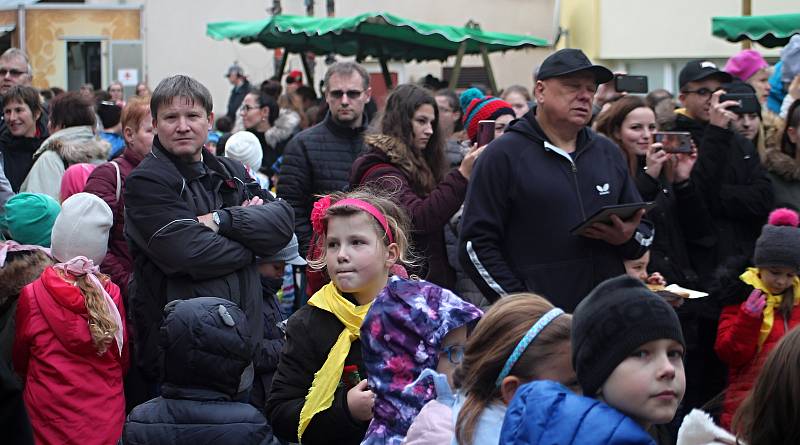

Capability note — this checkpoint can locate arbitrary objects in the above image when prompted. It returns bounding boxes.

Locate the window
[67,41,101,92]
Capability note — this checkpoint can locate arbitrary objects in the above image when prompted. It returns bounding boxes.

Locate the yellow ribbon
[298,282,373,440]
[740,268,800,347]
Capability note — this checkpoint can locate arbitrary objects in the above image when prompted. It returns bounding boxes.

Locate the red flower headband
[310,196,395,244]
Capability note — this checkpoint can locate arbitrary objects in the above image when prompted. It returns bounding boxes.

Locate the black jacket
[250,276,286,412]
[226,79,251,121]
[672,113,773,281]
[277,113,368,253]
[633,159,714,290]
[124,137,294,382]
[0,118,48,192]
[266,302,369,445]
[124,297,271,445]
[458,111,652,310]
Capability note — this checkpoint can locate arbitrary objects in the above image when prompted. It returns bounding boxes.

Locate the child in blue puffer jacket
[500,275,686,445]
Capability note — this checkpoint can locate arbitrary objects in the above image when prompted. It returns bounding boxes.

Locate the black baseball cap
[678,60,732,89]
[537,48,614,84]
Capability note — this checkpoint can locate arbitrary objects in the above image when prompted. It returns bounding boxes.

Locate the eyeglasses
[440,345,465,365]
[682,87,718,98]
[240,104,259,113]
[0,69,27,78]
[328,90,364,100]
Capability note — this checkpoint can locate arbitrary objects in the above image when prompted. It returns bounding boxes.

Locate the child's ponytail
[77,273,119,355]
[453,294,571,445]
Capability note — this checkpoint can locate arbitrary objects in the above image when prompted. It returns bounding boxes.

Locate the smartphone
[614,74,648,94]
[719,93,760,114]
[477,120,495,146]
[653,132,692,154]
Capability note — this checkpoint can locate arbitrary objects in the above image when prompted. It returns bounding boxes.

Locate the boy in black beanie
[572,275,686,430]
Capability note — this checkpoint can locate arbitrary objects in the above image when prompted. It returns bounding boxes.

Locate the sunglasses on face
[0,69,26,77]
[328,90,363,100]
[682,87,719,98]
[440,344,465,365]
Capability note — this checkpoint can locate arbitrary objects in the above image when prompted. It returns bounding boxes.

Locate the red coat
[715,299,800,428]
[83,147,144,297]
[13,266,128,445]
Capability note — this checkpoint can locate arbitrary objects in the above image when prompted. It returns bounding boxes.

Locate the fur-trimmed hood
[33,125,110,165]
[0,249,52,311]
[264,108,301,148]
[361,134,437,194]
[763,141,800,182]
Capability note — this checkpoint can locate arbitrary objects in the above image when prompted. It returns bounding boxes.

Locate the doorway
[67,41,101,92]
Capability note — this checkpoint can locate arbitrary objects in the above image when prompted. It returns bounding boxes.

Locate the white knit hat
[51,192,113,265]
[225,131,263,171]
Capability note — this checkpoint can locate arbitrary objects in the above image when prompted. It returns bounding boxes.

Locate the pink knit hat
[60,163,96,202]
[724,50,768,81]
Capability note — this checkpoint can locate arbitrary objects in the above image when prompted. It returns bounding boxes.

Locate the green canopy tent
[712,13,800,48]
[207,12,549,92]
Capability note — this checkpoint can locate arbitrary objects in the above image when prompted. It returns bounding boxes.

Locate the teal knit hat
[4,193,61,247]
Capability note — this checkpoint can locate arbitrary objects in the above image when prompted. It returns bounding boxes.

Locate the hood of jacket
[763,142,800,181]
[33,125,110,164]
[505,110,596,153]
[354,134,437,194]
[0,249,52,311]
[159,297,254,398]
[36,266,116,356]
[264,108,301,148]
[499,380,656,445]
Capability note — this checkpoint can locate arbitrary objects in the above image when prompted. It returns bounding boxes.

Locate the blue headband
[495,308,564,387]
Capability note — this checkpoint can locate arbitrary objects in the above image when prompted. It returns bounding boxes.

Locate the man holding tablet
[459,48,653,311]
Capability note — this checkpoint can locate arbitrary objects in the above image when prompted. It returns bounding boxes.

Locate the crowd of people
[1,33,800,445]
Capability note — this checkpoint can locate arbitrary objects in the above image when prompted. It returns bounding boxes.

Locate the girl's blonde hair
[76,272,118,355]
[307,186,416,270]
[453,293,572,445]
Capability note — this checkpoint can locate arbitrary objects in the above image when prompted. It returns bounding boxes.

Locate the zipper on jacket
[544,141,587,220]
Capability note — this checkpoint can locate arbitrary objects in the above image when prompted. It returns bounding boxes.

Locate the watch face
[212,212,220,224]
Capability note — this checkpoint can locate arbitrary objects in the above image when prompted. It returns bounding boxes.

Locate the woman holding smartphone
[595,95,710,290]
[349,84,484,289]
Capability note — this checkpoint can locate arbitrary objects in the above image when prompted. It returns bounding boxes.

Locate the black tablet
[570,202,656,235]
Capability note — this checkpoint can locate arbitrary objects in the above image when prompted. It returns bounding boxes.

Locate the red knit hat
[460,88,515,143]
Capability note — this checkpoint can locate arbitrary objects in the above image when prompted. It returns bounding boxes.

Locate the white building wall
[90,0,559,116]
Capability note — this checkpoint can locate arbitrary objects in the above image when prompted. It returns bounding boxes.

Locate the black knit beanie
[571,275,685,397]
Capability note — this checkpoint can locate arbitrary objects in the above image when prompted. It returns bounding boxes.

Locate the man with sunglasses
[278,61,372,254]
[673,60,773,283]
[0,48,31,97]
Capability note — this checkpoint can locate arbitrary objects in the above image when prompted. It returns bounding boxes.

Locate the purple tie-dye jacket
[360,277,482,445]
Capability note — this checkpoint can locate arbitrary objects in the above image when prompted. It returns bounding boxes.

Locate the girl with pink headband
[266,188,414,445]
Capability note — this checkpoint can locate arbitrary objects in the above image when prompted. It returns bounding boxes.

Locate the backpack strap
[110,160,122,203]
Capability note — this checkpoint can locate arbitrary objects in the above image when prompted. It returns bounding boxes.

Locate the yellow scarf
[740,268,800,347]
[298,282,373,440]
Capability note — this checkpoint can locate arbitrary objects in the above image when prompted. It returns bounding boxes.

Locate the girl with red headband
[266,187,413,445]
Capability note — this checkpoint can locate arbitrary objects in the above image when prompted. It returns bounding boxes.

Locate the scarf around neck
[740,267,800,347]
[298,282,373,439]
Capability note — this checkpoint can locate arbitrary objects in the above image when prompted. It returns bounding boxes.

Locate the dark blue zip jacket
[499,380,656,445]
[458,111,652,310]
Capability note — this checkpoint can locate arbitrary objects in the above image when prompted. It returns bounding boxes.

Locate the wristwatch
[212,211,221,225]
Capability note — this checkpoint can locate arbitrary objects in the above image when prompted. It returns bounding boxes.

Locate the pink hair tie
[332,198,395,244]
[0,241,51,268]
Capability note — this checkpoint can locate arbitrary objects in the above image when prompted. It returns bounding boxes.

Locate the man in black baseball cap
[673,57,773,291]
[459,48,653,311]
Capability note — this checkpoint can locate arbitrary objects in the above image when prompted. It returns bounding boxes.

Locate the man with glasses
[0,48,32,97]
[278,61,372,254]
[673,60,773,282]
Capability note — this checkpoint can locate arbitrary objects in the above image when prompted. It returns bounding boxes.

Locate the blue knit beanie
[4,193,61,247]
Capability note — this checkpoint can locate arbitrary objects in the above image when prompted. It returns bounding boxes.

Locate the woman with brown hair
[350,84,483,288]
[452,293,574,445]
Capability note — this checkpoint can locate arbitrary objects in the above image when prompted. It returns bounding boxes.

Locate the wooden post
[479,45,498,95]
[301,52,315,89]
[277,50,289,79]
[448,41,467,90]
[742,0,751,49]
[379,57,393,90]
